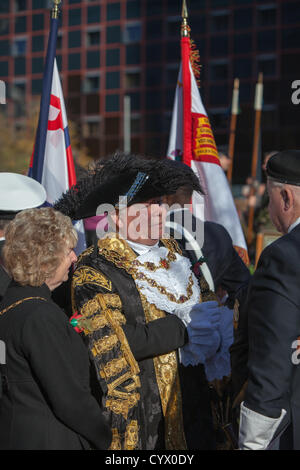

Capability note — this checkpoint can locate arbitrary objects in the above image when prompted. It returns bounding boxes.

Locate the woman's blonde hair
[3,207,78,287]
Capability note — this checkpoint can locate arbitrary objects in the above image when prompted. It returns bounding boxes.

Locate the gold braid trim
[91,334,119,357]
[125,420,139,450]
[109,429,122,450]
[140,294,187,450]
[72,265,112,291]
[97,235,186,450]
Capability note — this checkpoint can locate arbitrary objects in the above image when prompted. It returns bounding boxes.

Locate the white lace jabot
[132,245,200,325]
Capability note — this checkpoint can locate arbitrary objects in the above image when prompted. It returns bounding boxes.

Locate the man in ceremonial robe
[54,153,246,450]
[234,150,300,450]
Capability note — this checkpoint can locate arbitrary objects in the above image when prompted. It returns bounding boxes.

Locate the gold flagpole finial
[52,0,61,19]
[181,0,189,37]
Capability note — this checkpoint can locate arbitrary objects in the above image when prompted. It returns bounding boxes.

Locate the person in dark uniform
[0,207,111,450]
[0,173,47,301]
[161,159,250,449]
[235,150,300,450]
[54,153,238,450]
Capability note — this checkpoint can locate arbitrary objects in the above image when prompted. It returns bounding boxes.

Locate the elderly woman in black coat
[0,207,111,450]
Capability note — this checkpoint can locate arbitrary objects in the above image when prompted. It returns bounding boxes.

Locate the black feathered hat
[266,150,300,186]
[54,152,202,220]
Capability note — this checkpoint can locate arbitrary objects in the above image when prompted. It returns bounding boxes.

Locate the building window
[211,12,229,32]
[146,43,163,63]
[282,1,300,25]
[257,6,277,27]
[68,30,81,49]
[166,42,180,62]
[32,35,44,52]
[146,90,162,110]
[233,57,252,78]
[257,56,276,77]
[146,113,163,133]
[234,8,253,29]
[69,8,81,27]
[105,117,120,135]
[67,75,80,93]
[86,29,101,46]
[83,119,100,138]
[167,17,181,37]
[11,81,26,100]
[87,6,101,24]
[15,16,27,34]
[146,67,162,87]
[57,33,62,49]
[83,74,100,93]
[234,33,252,54]
[14,57,26,76]
[0,40,9,56]
[106,48,120,66]
[87,50,100,69]
[209,84,228,106]
[0,1,9,13]
[166,66,179,86]
[257,30,276,52]
[68,53,81,71]
[126,44,140,65]
[282,28,300,49]
[146,20,163,40]
[32,0,47,9]
[106,71,120,90]
[32,13,44,31]
[32,57,44,74]
[107,25,121,43]
[86,94,99,114]
[15,0,26,12]
[210,36,229,56]
[12,38,27,56]
[124,23,142,43]
[107,3,120,21]
[210,61,228,80]
[126,0,140,19]
[0,61,8,77]
[106,94,120,112]
[32,78,43,95]
[146,0,162,17]
[131,114,141,133]
[125,70,141,88]
[126,92,140,111]
[0,19,10,36]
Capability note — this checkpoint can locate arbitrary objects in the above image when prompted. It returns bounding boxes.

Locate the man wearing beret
[236,150,300,450]
[0,173,46,301]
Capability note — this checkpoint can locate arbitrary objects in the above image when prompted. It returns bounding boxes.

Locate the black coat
[232,223,300,449]
[0,240,10,302]
[0,282,112,450]
[166,213,250,448]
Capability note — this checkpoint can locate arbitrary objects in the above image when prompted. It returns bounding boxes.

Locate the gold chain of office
[99,247,194,305]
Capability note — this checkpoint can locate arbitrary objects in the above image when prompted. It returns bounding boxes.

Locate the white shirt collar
[0,237,5,242]
[126,239,159,256]
[288,216,300,233]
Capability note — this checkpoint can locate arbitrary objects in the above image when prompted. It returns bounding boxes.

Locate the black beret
[266,150,300,186]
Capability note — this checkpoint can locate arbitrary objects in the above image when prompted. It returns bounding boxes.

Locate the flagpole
[31,0,61,182]
[181,0,193,167]
[227,78,239,184]
[247,73,264,247]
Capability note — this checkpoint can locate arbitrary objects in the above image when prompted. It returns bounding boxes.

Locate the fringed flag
[29,4,86,255]
[167,9,249,266]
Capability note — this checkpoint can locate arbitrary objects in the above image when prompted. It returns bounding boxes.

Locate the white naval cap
[0,173,47,217]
